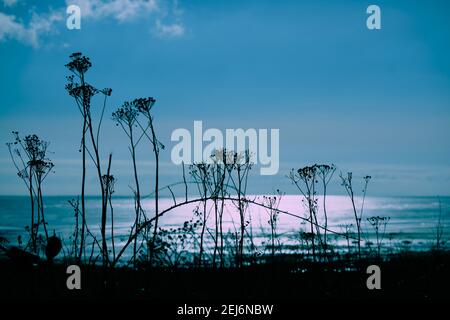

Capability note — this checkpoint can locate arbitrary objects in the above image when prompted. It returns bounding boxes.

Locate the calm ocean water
[0,195,449,255]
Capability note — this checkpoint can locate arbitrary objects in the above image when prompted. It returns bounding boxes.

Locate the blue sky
[0,0,449,196]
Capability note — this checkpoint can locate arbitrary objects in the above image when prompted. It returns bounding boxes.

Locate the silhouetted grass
[1,250,449,300]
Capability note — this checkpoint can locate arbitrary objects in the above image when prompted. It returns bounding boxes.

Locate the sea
[0,195,449,260]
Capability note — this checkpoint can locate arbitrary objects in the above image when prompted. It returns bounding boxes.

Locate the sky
[0,0,449,196]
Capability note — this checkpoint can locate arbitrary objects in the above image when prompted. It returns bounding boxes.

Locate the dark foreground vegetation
[1,251,449,300]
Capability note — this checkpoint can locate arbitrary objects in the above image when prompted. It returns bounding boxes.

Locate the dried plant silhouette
[7,132,54,253]
[339,172,371,259]
[112,101,145,267]
[65,52,113,265]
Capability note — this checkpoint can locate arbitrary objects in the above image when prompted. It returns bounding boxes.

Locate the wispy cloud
[0,11,63,47]
[153,0,185,37]
[154,19,184,37]
[0,0,185,47]
[0,12,27,43]
[67,0,158,22]
[2,0,19,8]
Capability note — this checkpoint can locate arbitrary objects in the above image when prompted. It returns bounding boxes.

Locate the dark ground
[1,251,449,301]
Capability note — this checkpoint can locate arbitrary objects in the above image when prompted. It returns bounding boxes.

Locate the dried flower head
[112,102,139,128]
[65,52,92,74]
[134,97,156,116]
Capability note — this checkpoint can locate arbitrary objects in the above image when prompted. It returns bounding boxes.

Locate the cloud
[154,19,184,37]
[66,0,186,37]
[0,0,184,47]
[0,11,63,47]
[153,0,185,37]
[0,12,27,43]
[2,0,18,8]
[66,0,158,22]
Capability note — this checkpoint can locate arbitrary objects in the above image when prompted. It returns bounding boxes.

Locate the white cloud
[2,0,18,8]
[153,0,185,38]
[155,19,184,37]
[0,11,63,47]
[72,0,186,37]
[0,12,27,43]
[66,0,158,21]
[0,0,185,47]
